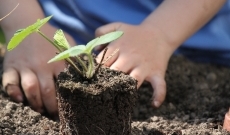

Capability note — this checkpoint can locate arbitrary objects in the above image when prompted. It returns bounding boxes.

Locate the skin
[0,0,76,118]
[0,0,226,118]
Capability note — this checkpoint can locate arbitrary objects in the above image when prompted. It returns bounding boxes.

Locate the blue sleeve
[38,0,230,66]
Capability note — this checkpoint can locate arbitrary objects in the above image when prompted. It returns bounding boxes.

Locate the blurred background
[0,27,6,56]
[0,27,5,44]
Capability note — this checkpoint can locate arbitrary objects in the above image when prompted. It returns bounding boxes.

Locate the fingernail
[5,83,16,92]
[16,95,23,102]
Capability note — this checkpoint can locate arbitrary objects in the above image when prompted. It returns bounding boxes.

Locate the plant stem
[95,48,108,75]
[37,30,62,52]
[86,54,95,79]
[37,30,83,76]
[75,56,88,72]
[66,58,83,76]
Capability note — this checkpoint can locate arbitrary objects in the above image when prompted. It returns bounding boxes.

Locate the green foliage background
[0,27,5,44]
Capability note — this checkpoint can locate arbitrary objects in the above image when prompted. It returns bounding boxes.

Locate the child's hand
[2,24,75,118]
[95,22,177,108]
[95,0,226,107]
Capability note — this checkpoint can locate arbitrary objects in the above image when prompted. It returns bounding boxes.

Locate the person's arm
[96,0,226,108]
[0,0,75,118]
[142,0,226,51]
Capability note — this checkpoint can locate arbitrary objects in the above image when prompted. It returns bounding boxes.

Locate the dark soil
[0,54,230,135]
[57,65,137,135]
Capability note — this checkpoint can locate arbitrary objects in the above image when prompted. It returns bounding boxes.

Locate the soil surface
[0,54,230,135]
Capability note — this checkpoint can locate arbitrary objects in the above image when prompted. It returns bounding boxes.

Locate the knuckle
[40,83,54,96]
[22,80,37,92]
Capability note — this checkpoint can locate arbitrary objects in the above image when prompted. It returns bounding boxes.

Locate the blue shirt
[38,0,230,66]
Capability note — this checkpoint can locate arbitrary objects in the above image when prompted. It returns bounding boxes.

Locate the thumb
[146,74,166,108]
[95,22,123,37]
[94,22,123,60]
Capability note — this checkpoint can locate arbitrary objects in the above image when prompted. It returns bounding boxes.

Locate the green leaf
[53,29,70,50]
[14,29,24,35]
[48,45,86,63]
[7,16,52,51]
[85,31,123,53]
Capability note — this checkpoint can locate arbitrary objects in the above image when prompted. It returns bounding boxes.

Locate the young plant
[7,16,123,79]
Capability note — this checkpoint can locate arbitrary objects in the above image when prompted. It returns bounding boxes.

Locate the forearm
[142,0,226,50]
[0,0,45,39]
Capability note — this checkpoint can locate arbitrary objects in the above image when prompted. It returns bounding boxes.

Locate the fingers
[38,73,58,117]
[94,44,107,52]
[110,56,130,73]
[101,50,167,109]
[95,22,122,37]
[108,52,145,88]
[3,66,58,116]
[97,47,119,67]
[146,74,166,108]
[129,68,145,88]
[95,23,121,65]
[96,23,168,110]
[110,56,166,108]
[2,68,23,102]
[20,69,44,113]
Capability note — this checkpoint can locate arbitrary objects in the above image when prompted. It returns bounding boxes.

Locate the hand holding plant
[95,22,173,108]
[8,16,123,79]
[1,0,75,117]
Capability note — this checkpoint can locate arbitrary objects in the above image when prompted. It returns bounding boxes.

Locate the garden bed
[0,55,229,135]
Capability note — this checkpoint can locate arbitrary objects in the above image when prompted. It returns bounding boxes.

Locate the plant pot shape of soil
[57,65,138,135]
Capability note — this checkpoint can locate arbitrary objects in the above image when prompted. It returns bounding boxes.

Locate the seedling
[7,16,123,79]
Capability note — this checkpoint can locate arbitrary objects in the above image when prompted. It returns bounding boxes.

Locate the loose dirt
[0,55,230,135]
